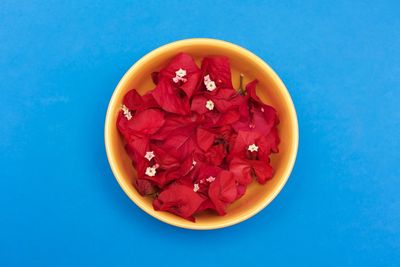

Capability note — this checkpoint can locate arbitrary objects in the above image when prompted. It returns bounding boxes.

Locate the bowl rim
[104,38,299,230]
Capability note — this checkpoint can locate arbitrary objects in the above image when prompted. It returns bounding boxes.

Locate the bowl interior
[105,39,298,229]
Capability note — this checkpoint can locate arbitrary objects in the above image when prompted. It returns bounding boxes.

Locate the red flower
[233,80,279,135]
[228,129,278,183]
[159,53,201,98]
[150,113,198,161]
[153,184,204,221]
[124,140,149,176]
[126,109,165,135]
[208,170,237,215]
[191,95,211,115]
[196,127,215,152]
[229,157,273,185]
[209,88,244,112]
[151,53,201,114]
[229,130,262,160]
[151,79,191,115]
[134,179,156,196]
[123,89,159,111]
[200,143,226,166]
[199,56,234,90]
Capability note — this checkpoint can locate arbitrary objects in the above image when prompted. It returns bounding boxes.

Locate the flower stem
[238,73,245,95]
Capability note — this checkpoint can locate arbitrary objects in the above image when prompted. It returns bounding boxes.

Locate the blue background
[1,1,399,266]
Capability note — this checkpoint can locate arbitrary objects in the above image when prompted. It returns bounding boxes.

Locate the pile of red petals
[117,53,280,221]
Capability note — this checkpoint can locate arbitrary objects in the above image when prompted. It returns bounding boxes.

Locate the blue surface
[1,1,399,266]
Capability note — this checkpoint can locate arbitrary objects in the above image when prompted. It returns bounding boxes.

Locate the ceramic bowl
[104,38,298,230]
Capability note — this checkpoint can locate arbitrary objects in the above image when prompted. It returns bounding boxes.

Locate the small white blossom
[199,179,204,184]
[261,107,265,112]
[121,104,132,120]
[204,75,217,91]
[172,76,180,83]
[248,144,259,152]
[145,166,157,177]
[172,68,187,83]
[121,104,129,113]
[175,68,187,78]
[190,159,197,171]
[193,183,200,192]
[205,100,214,111]
[144,151,155,161]
[206,81,216,91]
[172,76,187,83]
[206,176,215,183]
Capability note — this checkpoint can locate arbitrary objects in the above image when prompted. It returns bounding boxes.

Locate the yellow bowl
[104,38,298,230]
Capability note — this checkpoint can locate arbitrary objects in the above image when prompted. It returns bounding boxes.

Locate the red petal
[151,145,180,169]
[236,184,247,200]
[208,170,237,215]
[123,89,159,111]
[123,89,143,110]
[211,88,244,112]
[216,109,241,126]
[191,95,209,115]
[160,53,200,77]
[134,179,155,196]
[153,184,204,221]
[229,157,253,185]
[196,127,215,152]
[257,127,280,160]
[197,144,226,166]
[180,72,201,98]
[229,130,262,159]
[151,79,191,115]
[151,72,159,85]
[151,113,197,140]
[200,56,233,89]
[159,53,200,98]
[196,199,215,213]
[250,160,273,184]
[245,79,260,102]
[126,109,165,135]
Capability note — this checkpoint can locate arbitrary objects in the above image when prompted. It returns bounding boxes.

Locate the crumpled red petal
[151,79,191,115]
[208,170,237,215]
[199,56,234,89]
[153,184,204,221]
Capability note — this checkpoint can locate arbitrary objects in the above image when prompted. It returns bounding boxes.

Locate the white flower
[248,144,259,152]
[204,75,217,91]
[172,76,180,83]
[144,151,155,161]
[193,183,200,192]
[205,100,214,111]
[190,159,197,171]
[261,107,265,112]
[206,176,215,183]
[175,68,186,78]
[145,166,157,177]
[121,104,132,120]
[205,81,216,91]
[172,76,187,84]
[121,104,129,113]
